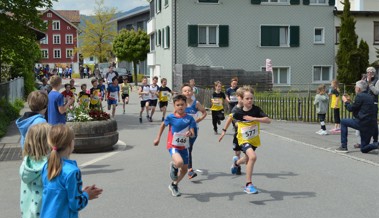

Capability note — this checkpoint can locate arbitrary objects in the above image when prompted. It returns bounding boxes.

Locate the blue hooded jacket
[16,112,46,148]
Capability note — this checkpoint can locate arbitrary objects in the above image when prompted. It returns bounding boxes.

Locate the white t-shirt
[149,84,159,100]
[107,72,116,84]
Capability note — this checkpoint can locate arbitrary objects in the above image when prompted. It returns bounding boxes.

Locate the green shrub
[0,98,25,138]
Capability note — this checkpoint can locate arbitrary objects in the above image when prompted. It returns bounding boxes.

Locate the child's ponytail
[47,124,75,180]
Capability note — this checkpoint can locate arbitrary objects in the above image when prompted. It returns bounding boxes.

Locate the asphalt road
[1,78,378,218]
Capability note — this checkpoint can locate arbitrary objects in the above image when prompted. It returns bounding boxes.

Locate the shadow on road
[183,191,246,202]
[250,188,316,205]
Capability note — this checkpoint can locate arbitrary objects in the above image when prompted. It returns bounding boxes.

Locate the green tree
[113,29,150,85]
[0,0,54,88]
[79,0,116,63]
[336,0,360,88]
[358,39,369,76]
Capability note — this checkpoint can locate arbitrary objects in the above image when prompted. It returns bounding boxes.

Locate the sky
[52,0,148,15]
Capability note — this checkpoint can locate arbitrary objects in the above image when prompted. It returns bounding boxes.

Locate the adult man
[335,80,378,153]
[364,66,379,146]
[106,66,118,84]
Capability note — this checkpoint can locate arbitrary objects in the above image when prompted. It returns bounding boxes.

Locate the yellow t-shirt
[236,121,261,147]
[330,89,341,109]
[158,86,172,102]
[210,92,226,111]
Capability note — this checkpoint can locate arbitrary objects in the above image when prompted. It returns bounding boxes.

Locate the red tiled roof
[55,10,80,23]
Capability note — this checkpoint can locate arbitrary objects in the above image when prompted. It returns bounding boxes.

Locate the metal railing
[0,77,24,102]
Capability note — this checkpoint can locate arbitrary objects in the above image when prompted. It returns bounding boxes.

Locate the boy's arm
[244,116,271,124]
[153,122,166,146]
[58,96,73,114]
[219,116,233,142]
[196,101,207,123]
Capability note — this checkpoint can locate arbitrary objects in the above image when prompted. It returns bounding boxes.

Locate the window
[156,0,162,13]
[165,0,169,6]
[188,25,228,47]
[314,28,324,44]
[157,30,161,46]
[40,36,48,44]
[310,0,327,4]
[90,57,94,61]
[53,34,60,44]
[52,20,60,30]
[53,49,61,59]
[374,22,379,44]
[162,28,165,48]
[47,13,52,18]
[66,49,73,58]
[137,21,144,30]
[150,34,155,51]
[198,0,219,3]
[313,66,332,82]
[66,34,73,44]
[261,25,299,47]
[67,26,71,30]
[41,49,48,59]
[199,26,218,46]
[261,0,288,3]
[262,67,290,85]
[335,27,340,44]
[164,26,170,49]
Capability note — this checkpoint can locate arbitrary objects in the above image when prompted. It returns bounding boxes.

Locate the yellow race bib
[237,121,261,147]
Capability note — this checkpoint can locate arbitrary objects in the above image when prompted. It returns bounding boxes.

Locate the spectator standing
[47,76,74,125]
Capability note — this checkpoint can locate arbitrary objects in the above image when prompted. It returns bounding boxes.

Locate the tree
[79,0,116,63]
[113,29,150,85]
[0,0,54,86]
[358,39,369,76]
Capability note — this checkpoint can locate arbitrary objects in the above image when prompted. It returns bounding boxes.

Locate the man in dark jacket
[336,80,379,153]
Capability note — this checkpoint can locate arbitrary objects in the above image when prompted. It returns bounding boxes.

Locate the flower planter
[67,119,118,153]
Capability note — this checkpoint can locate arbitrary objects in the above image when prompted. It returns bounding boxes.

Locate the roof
[55,10,80,23]
[109,6,149,23]
[334,10,379,17]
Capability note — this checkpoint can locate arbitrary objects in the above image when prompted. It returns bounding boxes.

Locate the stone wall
[173,64,272,91]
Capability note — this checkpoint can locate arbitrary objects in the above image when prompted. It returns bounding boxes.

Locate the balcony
[147,52,155,66]
[147,18,155,35]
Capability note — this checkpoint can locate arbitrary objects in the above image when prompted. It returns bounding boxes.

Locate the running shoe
[244,183,258,194]
[123,109,125,114]
[319,130,328,135]
[146,115,150,121]
[169,162,178,181]
[231,156,239,174]
[139,117,142,123]
[315,129,323,134]
[168,183,181,197]
[354,143,361,148]
[149,117,153,122]
[335,146,348,153]
[214,130,218,135]
[188,168,197,179]
[236,165,242,175]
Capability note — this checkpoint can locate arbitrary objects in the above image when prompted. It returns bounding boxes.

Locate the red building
[39,9,80,72]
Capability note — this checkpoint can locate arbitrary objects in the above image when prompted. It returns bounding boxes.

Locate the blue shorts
[108,99,117,105]
[168,148,189,165]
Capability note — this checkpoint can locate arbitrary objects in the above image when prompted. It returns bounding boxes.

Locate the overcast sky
[52,0,148,15]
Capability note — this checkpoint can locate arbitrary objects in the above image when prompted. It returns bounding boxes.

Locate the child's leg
[319,114,326,130]
[334,108,341,129]
[145,101,150,117]
[122,98,126,111]
[112,104,116,117]
[125,96,129,104]
[150,106,156,119]
[172,151,188,184]
[244,148,257,184]
[211,111,218,132]
[162,106,167,117]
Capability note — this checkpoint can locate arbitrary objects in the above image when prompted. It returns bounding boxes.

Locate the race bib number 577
[241,125,258,140]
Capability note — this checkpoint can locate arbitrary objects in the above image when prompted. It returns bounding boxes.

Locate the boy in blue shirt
[153,95,196,197]
[47,76,74,125]
[107,76,120,118]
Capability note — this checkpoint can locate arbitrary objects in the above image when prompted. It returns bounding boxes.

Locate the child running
[19,123,51,218]
[314,84,329,135]
[121,77,131,114]
[41,124,103,217]
[182,83,207,179]
[98,78,106,102]
[329,80,341,133]
[138,77,151,123]
[153,95,196,197]
[107,76,120,118]
[226,77,239,113]
[90,78,102,110]
[219,86,271,194]
[230,94,244,175]
[158,78,176,121]
[211,81,226,134]
[78,84,90,108]
[148,76,160,122]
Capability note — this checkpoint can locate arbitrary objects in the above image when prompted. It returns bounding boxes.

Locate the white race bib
[241,125,258,140]
[162,91,169,96]
[172,133,189,148]
[230,95,238,102]
[110,92,117,99]
[212,98,222,106]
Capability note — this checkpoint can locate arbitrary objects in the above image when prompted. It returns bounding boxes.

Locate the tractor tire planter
[67,119,119,153]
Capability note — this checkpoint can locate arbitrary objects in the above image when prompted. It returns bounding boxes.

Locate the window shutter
[328,0,335,6]
[290,26,300,47]
[188,25,198,47]
[303,0,310,5]
[219,25,229,47]
[290,0,300,5]
[166,26,170,48]
[251,0,261,5]
[261,26,280,46]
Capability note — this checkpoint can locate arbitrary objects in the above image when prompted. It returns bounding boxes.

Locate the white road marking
[79,140,126,167]
[261,130,379,167]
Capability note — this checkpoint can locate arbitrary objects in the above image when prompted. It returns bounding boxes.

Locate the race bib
[240,125,258,140]
[230,95,238,102]
[212,98,222,106]
[110,92,117,99]
[172,133,189,148]
[162,91,169,96]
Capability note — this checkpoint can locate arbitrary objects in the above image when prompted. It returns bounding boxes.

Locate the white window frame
[53,49,61,59]
[198,25,219,47]
[47,13,52,18]
[197,0,220,4]
[40,35,48,44]
[312,66,332,83]
[261,66,291,86]
[53,34,60,44]
[314,27,325,44]
[66,49,73,58]
[52,20,60,30]
[66,34,73,44]
[261,0,289,4]
[309,0,327,5]
[41,49,48,59]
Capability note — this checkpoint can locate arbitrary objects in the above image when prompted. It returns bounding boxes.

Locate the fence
[196,88,356,123]
[0,77,24,102]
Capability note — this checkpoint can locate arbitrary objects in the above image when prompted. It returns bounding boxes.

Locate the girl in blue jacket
[41,124,103,218]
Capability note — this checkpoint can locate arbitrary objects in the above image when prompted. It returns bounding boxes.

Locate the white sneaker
[315,129,323,134]
[320,130,328,135]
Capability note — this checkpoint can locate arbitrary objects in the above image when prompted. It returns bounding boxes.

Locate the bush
[0,98,24,138]
[72,73,81,79]
[133,73,145,83]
